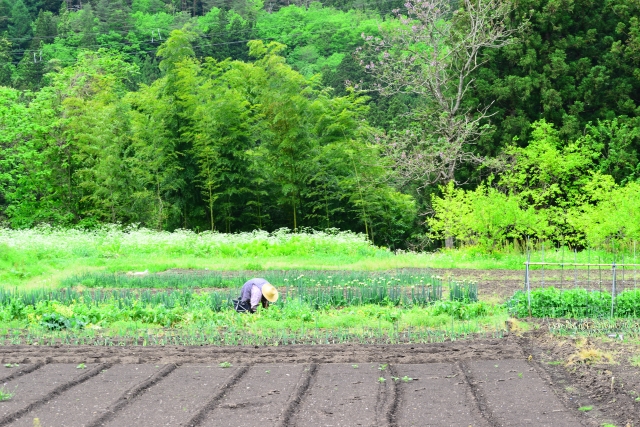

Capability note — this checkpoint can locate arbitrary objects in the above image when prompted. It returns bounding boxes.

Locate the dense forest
[1,0,639,250]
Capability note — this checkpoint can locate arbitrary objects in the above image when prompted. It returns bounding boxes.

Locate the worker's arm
[250,285,262,311]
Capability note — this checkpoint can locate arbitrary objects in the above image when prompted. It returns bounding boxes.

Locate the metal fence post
[525,256,532,317]
[611,261,617,317]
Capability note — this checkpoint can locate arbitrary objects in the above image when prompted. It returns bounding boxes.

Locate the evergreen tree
[0,37,14,86]
[8,0,33,51]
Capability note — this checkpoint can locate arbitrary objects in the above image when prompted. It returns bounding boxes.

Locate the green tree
[9,0,32,51]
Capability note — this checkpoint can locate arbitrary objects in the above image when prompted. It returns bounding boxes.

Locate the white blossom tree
[357,0,520,188]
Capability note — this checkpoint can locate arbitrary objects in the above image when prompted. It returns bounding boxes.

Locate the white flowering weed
[0,225,385,260]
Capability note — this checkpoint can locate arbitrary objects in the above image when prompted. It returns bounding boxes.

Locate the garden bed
[0,334,635,427]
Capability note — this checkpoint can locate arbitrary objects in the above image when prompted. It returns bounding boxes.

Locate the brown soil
[201,364,304,427]
[103,364,233,427]
[10,364,159,427]
[0,338,519,365]
[0,334,640,427]
[0,334,636,426]
[290,363,381,426]
[517,328,640,427]
[393,363,482,426]
[464,358,582,426]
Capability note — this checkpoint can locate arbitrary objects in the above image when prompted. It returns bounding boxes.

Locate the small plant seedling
[0,386,14,402]
[219,362,232,368]
[4,363,18,368]
[547,361,563,366]
[378,377,386,383]
[378,364,388,371]
[601,424,617,427]
[392,376,399,382]
[401,376,413,382]
[578,406,593,412]
[352,364,359,369]
[518,372,523,378]
[265,370,270,374]
[76,363,86,369]
[494,364,499,368]
[33,418,42,427]
[636,397,640,402]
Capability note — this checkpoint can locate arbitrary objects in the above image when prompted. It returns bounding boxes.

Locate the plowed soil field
[2,336,634,427]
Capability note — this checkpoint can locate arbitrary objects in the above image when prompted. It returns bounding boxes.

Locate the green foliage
[255,4,381,76]
[0,385,14,401]
[0,30,412,242]
[431,300,488,320]
[474,0,640,150]
[0,284,497,331]
[2,0,640,251]
[428,180,548,250]
[507,288,640,318]
[61,269,442,291]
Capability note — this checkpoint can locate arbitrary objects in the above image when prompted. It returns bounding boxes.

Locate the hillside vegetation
[1,0,639,251]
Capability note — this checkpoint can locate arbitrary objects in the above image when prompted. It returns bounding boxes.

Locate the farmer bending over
[234,278,278,313]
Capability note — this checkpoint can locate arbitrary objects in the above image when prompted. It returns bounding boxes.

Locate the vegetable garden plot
[393,363,479,426]
[103,365,234,427]
[290,363,382,427]
[9,364,158,427]
[0,364,41,384]
[0,363,97,419]
[465,359,582,427]
[0,359,606,426]
[201,364,305,426]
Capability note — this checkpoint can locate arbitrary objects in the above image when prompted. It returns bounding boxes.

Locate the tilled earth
[1,334,636,427]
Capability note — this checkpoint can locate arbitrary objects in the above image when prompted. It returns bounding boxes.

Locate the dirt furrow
[458,361,500,427]
[0,363,110,427]
[277,363,318,427]
[85,363,178,427]
[185,365,250,427]
[383,365,400,427]
[0,362,45,383]
[0,339,518,364]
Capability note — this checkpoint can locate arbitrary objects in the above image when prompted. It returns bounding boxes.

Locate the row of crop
[1,281,478,309]
[507,288,640,318]
[0,323,506,347]
[0,283,480,329]
[59,270,445,289]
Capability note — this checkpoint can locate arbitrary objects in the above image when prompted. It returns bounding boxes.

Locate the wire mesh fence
[521,257,640,318]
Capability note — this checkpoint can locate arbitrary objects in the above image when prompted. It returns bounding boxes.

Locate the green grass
[1,227,635,290]
[630,355,640,367]
[578,405,593,412]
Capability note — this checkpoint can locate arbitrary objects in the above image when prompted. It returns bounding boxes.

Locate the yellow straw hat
[262,283,279,303]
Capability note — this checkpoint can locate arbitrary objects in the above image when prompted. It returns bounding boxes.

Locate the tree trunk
[445,236,454,249]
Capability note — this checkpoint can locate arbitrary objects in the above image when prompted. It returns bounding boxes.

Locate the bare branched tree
[357,0,520,188]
